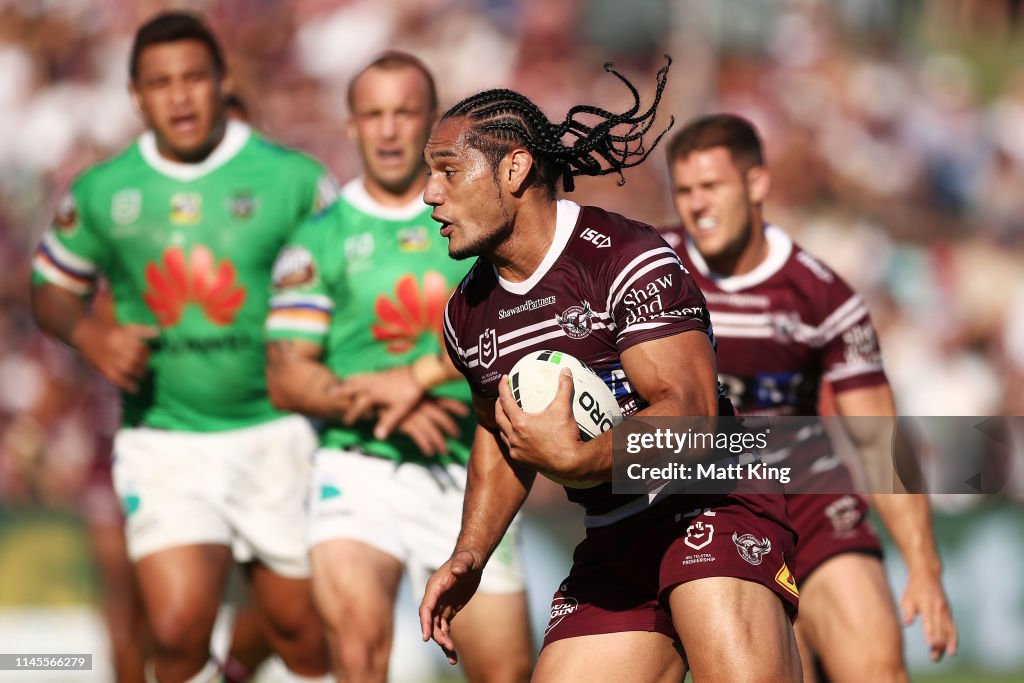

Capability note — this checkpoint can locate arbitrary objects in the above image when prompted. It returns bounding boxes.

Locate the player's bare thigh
[796,553,906,683]
[533,631,684,683]
[309,538,403,676]
[669,576,801,683]
[452,590,533,683]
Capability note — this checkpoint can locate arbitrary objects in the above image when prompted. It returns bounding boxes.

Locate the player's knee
[262,600,317,644]
[147,608,211,659]
[863,653,908,683]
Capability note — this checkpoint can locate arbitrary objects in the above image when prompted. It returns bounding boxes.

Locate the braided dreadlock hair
[442,56,674,196]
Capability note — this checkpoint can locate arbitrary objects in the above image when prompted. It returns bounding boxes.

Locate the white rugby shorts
[308,448,525,594]
[112,415,316,578]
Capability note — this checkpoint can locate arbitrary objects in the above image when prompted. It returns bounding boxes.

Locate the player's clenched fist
[72,317,157,393]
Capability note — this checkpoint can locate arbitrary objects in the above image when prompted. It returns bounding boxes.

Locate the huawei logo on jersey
[371,271,449,353]
[143,245,246,327]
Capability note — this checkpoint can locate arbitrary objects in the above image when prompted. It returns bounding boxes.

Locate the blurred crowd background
[0,0,1022,681]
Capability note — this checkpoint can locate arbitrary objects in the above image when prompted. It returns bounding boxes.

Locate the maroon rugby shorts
[542,493,799,646]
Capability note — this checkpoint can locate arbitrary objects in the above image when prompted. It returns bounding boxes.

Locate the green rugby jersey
[33,121,337,432]
[266,178,474,465]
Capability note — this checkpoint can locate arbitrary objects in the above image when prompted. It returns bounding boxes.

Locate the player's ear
[504,148,534,194]
[128,80,143,116]
[220,74,236,102]
[746,165,771,205]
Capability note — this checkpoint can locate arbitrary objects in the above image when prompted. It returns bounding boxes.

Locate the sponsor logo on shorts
[120,492,140,517]
[545,596,578,635]
[684,520,714,551]
[732,532,772,565]
[775,561,799,598]
[319,483,342,500]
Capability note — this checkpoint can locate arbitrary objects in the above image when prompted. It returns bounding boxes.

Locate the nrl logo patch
[732,532,772,566]
[478,328,498,369]
[112,189,141,226]
[684,520,714,550]
[555,300,594,339]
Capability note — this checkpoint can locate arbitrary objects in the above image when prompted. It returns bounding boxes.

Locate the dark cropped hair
[443,56,674,196]
[130,11,225,81]
[347,51,438,113]
[666,113,765,170]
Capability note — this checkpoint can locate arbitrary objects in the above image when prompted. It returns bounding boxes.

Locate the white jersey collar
[341,177,427,221]
[497,199,580,295]
[685,223,793,292]
[138,119,250,182]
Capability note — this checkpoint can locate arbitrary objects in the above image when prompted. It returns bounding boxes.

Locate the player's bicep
[620,330,719,417]
[30,282,92,343]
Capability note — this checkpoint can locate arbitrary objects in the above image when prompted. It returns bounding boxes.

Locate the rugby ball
[507,350,623,488]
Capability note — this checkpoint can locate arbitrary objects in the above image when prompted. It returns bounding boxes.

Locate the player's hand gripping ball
[507,350,623,488]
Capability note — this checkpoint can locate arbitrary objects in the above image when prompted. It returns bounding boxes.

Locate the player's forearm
[871,493,942,575]
[265,340,348,421]
[573,388,717,481]
[455,426,534,564]
[31,284,91,348]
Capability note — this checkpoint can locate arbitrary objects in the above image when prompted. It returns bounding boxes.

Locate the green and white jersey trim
[138,120,251,182]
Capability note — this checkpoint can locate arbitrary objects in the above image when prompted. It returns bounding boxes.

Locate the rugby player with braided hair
[420,59,802,682]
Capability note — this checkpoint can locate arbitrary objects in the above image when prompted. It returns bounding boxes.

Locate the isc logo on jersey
[507,350,623,488]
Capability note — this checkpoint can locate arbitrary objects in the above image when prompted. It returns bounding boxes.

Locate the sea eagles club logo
[556,301,595,339]
[478,328,498,368]
[732,532,772,565]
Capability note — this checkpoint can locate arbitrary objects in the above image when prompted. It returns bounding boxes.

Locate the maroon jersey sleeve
[799,250,887,393]
[603,225,711,354]
[442,274,474,387]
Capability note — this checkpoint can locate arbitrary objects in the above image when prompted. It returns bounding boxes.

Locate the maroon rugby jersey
[662,224,888,487]
[444,201,715,515]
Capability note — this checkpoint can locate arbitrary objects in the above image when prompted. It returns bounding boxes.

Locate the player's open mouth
[376,148,404,165]
[170,114,199,134]
[433,214,453,237]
